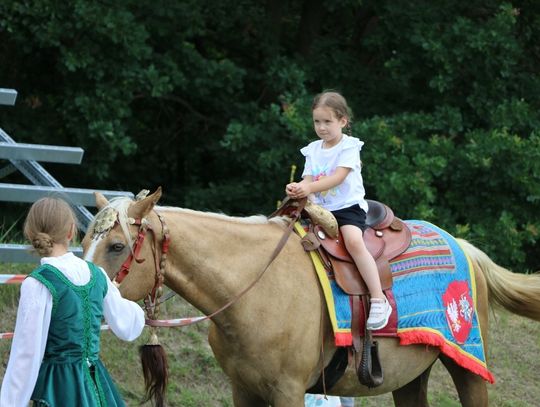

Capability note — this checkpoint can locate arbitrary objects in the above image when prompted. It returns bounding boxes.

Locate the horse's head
[82,187,164,301]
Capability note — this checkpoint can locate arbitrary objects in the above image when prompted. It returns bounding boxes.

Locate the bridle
[114,212,170,320]
[91,207,171,321]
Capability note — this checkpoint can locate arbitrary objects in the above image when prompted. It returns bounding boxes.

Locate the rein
[146,199,307,328]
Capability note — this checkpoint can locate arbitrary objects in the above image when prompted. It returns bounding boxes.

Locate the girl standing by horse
[0,197,145,407]
[286,91,391,330]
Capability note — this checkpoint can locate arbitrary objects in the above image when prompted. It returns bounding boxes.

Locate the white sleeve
[100,268,145,341]
[300,144,313,178]
[0,278,52,407]
[337,137,363,170]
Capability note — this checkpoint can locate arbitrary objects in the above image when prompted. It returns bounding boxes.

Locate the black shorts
[331,204,368,232]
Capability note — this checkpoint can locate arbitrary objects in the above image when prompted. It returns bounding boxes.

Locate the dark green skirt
[32,359,125,407]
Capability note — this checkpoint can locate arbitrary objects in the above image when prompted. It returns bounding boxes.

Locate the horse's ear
[95,192,109,210]
[130,187,162,218]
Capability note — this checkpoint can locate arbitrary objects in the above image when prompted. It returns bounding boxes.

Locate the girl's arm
[100,268,145,341]
[0,279,51,407]
[286,175,312,197]
[289,167,351,198]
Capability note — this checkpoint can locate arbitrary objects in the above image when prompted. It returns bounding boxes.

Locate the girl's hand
[286,182,310,199]
[293,182,311,198]
[285,183,298,197]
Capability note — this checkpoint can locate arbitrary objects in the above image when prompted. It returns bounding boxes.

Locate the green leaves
[1,0,539,270]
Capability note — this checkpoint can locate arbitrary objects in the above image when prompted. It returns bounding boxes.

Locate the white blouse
[0,252,145,407]
[301,134,368,212]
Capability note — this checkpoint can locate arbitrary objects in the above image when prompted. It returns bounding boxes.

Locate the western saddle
[294,199,411,296]
[272,198,412,389]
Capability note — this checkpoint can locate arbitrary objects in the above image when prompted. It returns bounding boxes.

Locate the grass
[1,266,539,406]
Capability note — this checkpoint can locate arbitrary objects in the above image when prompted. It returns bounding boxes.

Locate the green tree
[1,0,539,270]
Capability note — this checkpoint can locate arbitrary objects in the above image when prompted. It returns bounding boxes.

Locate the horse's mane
[91,197,289,250]
[156,205,288,226]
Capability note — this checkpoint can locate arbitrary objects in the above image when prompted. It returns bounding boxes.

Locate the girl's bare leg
[341,225,392,329]
[340,225,383,299]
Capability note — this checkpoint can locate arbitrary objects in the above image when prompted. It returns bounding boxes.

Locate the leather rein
[114,202,305,328]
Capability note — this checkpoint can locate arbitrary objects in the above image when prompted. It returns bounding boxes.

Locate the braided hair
[23,197,77,257]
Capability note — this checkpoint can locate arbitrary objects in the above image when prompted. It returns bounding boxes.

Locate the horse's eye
[109,243,125,252]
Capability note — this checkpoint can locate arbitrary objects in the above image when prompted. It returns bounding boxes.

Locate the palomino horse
[82,188,540,407]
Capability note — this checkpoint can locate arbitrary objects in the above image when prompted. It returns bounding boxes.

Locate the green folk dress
[28,262,125,407]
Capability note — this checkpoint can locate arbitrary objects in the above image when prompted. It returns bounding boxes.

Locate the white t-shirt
[301,134,368,212]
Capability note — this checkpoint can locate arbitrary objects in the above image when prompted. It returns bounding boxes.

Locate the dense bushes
[1,0,538,270]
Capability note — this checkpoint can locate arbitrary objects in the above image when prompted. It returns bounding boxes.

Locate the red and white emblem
[442,281,474,344]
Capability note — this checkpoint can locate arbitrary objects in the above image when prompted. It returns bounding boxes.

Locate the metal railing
[0,88,133,263]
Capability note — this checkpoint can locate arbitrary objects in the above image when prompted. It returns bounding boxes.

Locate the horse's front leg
[269,381,310,407]
[231,383,306,407]
[231,385,268,407]
[271,392,307,407]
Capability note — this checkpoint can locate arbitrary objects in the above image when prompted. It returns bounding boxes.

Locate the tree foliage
[1,0,539,270]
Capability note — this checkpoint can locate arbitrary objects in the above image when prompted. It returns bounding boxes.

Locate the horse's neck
[161,210,286,318]
[158,209,330,362]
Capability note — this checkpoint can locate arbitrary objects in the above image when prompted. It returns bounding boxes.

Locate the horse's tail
[139,331,168,407]
[458,238,540,321]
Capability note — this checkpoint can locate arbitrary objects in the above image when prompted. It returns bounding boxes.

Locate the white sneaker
[366,298,392,330]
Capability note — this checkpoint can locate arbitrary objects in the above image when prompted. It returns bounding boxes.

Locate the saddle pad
[299,220,494,383]
[394,221,494,383]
